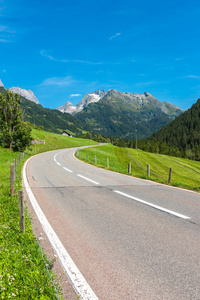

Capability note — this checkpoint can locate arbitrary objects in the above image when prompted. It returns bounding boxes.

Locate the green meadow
[76,144,200,192]
[0,129,97,299]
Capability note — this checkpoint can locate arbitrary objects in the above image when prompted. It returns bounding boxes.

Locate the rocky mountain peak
[0,79,5,88]
[57,89,106,114]
[8,87,39,104]
[57,101,76,113]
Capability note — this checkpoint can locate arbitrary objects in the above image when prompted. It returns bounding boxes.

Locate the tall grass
[76,144,200,192]
[0,130,98,299]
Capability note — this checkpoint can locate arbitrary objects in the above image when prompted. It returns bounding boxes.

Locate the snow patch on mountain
[57,89,106,114]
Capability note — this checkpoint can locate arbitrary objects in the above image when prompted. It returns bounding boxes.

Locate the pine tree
[0,91,32,151]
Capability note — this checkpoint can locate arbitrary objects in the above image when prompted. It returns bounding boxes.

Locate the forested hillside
[0,85,91,135]
[75,90,183,140]
[143,98,200,160]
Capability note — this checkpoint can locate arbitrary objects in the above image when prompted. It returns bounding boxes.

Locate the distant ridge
[74,89,183,139]
[57,90,106,114]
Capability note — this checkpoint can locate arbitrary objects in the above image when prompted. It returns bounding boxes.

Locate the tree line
[0,91,32,151]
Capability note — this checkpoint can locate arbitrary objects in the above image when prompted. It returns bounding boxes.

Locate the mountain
[0,80,6,96]
[0,79,4,88]
[0,80,90,135]
[75,89,183,140]
[57,101,76,114]
[146,98,200,160]
[57,89,106,114]
[8,86,39,104]
[19,96,90,135]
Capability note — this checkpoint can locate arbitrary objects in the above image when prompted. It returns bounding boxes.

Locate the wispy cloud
[179,75,200,80]
[135,81,159,87]
[40,50,103,65]
[39,76,76,87]
[69,94,82,98]
[0,38,9,43]
[73,59,103,65]
[0,25,15,42]
[109,32,121,40]
[40,50,69,63]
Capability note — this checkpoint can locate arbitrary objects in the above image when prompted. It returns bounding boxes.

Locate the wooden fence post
[107,158,109,168]
[10,163,15,195]
[15,157,17,173]
[128,162,131,174]
[147,164,150,177]
[19,190,25,233]
[168,168,172,183]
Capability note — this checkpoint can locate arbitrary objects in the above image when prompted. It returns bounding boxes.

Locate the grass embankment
[0,129,97,299]
[76,144,200,192]
[30,129,98,153]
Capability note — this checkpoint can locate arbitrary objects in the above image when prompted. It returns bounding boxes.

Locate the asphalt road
[26,147,200,300]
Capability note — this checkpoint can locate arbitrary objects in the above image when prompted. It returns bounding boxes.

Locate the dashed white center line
[63,167,73,173]
[114,190,191,220]
[56,162,61,166]
[77,174,99,185]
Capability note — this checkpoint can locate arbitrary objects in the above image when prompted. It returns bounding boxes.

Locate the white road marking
[56,162,61,166]
[23,157,98,300]
[114,190,191,220]
[77,174,99,185]
[63,167,73,173]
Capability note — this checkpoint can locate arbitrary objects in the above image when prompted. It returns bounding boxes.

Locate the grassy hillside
[30,128,98,153]
[0,130,98,299]
[76,144,200,192]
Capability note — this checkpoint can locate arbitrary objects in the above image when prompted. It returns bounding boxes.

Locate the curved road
[25,147,200,300]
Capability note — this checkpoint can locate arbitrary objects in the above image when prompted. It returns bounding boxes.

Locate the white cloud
[179,75,200,80]
[73,59,103,65]
[40,50,103,65]
[69,94,82,97]
[40,50,68,63]
[109,32,121,40]
[0,25,15,42]
[39,76,76,87]
[0,38,9,43]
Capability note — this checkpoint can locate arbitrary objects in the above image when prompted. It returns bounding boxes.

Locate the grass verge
[76,144,200,192]
[0,130,98,299]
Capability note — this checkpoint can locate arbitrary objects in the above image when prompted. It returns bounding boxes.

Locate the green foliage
[19,95,91,135]
[0,132,97,299]
[0,91,32,151]
[0,148,62,299]
[144,98,200,160]
[77,144,200,192]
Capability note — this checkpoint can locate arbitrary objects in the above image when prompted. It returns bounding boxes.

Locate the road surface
[25,147,200,300]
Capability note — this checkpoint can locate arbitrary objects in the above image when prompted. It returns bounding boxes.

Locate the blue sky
[1,0,200,110]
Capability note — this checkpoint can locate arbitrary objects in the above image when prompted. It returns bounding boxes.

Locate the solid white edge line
[63,167,73,173]
[72,150,199,195]
[23,157,98,300]
[77,174,99,185]
[114,190,191,220]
